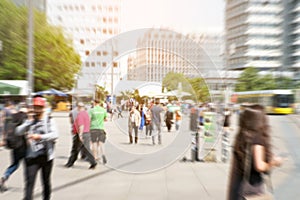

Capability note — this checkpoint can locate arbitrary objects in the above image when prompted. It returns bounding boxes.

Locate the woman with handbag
[227,104,283,200]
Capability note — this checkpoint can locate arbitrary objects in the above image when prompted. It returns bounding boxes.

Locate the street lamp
[27,0,34,105]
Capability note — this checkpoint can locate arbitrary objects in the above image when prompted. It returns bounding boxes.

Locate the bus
[232,90,294,114]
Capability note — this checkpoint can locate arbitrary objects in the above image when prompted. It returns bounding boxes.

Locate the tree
[0,0,81,91]
[162,72,210,102]
[235,67,261,91]
[257,74,276,90]
[188,77,209,102]
[162,72,189,92]
[275,76,294,89]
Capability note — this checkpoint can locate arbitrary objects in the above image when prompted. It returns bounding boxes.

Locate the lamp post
[27,0,34,105]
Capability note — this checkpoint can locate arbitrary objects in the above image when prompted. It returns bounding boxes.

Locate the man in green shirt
[89,99,107,164]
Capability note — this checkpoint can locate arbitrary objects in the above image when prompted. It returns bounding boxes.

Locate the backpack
[5,112,27,149]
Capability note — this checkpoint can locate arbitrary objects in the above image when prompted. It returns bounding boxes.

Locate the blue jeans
[3,146,26,180]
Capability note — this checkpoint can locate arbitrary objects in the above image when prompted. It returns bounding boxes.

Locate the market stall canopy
[35,88,68,97]
[0,80,28,96]
[0,82,21,95]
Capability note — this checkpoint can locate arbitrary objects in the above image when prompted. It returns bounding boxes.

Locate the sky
[121,0,225,34]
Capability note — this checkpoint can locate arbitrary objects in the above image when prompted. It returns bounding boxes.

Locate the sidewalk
[0,112,295,200]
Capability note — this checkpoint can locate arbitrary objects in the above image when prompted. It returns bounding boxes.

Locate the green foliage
[162,72,188,91]
[95,85,108,102]
[0,0,81,91]
[235,67,260,91]
[235,67,295,91]
[188,77,209,102]
[162,72,209,102]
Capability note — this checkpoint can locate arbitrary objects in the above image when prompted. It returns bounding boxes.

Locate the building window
[85,50,90,56]
[97,51,101,56]
[102,62,107,67]
[103,51,108,56]
[91,62,95,67]
[113,62,118,68]
[80,39,84,44]
[85,62,90,67]
[114,6,119,12]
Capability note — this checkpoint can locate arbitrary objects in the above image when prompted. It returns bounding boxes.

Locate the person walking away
[175,109,182,131]
[89,100,108,164]
[0,104,28,192]
[139,105,146,133]
[165,109,173,132]
[1,101,17,147]
[15,96,58,200]
[128,106,141,144]
[151,100,165,145]
[69,103,86,160]
[227,105,283,200]
[117,105,123,118]
[65,102,97,169]
[145,105,152,137]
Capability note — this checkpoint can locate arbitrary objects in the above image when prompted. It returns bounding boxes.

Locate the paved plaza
[0,111,299,200]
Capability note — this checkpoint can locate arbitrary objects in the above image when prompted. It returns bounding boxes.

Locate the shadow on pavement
[33,159,141,199]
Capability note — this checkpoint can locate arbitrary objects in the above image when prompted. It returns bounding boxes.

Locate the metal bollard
[221,130,229,163]
[191,126,202,162]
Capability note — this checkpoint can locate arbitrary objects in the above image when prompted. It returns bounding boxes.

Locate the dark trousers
[66,134,96,166]
[166,120,172,131]
[145,123,152,136]
[24,156,53,200]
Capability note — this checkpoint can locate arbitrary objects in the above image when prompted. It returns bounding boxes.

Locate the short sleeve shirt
[89,106,107,130]
[73,110,90,134]
[151,105,164,124]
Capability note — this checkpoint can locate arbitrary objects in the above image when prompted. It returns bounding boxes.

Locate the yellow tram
[232,90,294,114]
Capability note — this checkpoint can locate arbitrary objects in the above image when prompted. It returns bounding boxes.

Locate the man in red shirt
[65,102,97,169]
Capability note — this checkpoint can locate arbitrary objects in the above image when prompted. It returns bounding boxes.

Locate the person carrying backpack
[0,103,28,192]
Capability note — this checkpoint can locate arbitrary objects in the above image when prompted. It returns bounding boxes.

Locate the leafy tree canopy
[234,67,295,92]
[0,0,81,91]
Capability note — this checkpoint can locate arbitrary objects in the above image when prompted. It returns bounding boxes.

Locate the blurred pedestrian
[89,100,108,164]
[16,96,58,200]
[139,104,145,132]
[1,101,17,147]
[117,105,123,118]
[128,106,141,144]
[165,109,173,132]
[151,100,165,145]
[175,109,182,131]
[0,104,28,192]
[65,102,97,169]
[227,105,283,200]
[145,104,152,137]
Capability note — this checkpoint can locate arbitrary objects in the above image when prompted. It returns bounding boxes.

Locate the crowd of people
[0,97,285,200]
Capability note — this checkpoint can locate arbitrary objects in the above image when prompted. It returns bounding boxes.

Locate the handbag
[241,144,274,200]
